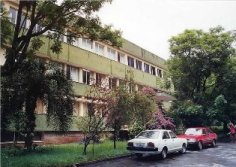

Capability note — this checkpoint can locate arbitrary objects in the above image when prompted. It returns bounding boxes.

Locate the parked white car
[127,129,187,159]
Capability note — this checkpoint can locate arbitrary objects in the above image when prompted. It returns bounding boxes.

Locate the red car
[178,127,217,150]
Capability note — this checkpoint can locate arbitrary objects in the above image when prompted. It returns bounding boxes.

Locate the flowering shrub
[148,108,176,130]
[142,86,176,130]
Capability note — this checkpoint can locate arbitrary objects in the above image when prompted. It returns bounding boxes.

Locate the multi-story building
[1,1,174,144]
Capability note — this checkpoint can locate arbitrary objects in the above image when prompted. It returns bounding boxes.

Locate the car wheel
[197,141,203,150]
[180,144,187,154]
[161,148,167,159]
[135,153,143,159]
[211,140,216,147]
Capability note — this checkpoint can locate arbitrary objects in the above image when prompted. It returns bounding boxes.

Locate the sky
[96,0,236,60]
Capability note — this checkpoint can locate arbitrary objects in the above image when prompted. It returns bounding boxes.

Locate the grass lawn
[1,140,129,167]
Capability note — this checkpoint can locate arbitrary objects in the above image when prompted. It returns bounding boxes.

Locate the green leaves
[168,26,236,127]
[2,0,122,76]
[0,7,14,47]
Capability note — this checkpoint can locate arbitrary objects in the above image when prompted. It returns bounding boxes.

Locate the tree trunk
[92,140,95,156]
[83,140,89,155]
[24,94,37,151]
[113,130,116,149]
[223,121,228,132]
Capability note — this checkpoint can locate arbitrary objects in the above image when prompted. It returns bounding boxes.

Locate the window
[109,78,117,89]
[202,129,207,135]
[119,79,126,87]
[107,48,116,60]
[151,66,156,75]
[73,102,80,116]
[59,35,64,42]
[9,7,17,24]
[51,61,64,73]
[96,73,104,86]
[33,24,43,33]
[136,131,160,139]
[185,128,203,135]
[66,32,75,44]
[37,24,42,32]
[162,131,170,139]
[206,128,213,134]
[117,52,125,64]
[127,56,134,67]
[71,38,79,47]
[144,63,150,73]
[128,82,134,93]
[66,65,79,82]
[70,66,79,82]
[83,70,90,85]
[95,42,104,55]
[169,131,177,138]
[20,14,26,28]
[136,60,142,70]
[157,69,162,78]
[82,38,92,49]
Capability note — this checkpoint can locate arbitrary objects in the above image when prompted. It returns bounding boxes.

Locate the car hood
[177,134,201,139]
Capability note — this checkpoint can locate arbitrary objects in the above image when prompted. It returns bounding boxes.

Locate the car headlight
[128,142,133,147]
[188,139,196,142]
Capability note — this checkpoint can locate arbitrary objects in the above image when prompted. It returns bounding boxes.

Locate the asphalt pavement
[83,142,236,167]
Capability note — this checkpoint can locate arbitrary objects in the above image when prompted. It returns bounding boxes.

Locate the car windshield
[185,128,202,135]
[136,131,160,139]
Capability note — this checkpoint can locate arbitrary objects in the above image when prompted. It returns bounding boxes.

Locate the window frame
[95,42,105,55]
[107,47,116,60]
[9,7,17,24]
[151,66,156,75]
[82,70,90,85]
[144,63,150,73]
[127,56,134,67]
[135,59,142,70]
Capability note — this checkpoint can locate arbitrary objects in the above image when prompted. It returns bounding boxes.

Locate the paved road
[84,143,236,167]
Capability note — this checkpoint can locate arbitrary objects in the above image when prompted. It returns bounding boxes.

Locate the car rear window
[185,128,202,135]
[136,131,160,139]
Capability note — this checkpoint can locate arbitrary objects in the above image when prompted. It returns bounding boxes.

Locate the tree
[76,84,112,155]
[1,59,74,149]
[1,0,121,149]
[207,95,228,124]
[167,26,236,127]
[208,57,236,129]
[1,0,122,76]
[106,86,132,149]
[77,103,106,155]
[131,91,155,128]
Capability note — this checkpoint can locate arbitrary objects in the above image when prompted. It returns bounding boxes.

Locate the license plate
[136,143,145,147]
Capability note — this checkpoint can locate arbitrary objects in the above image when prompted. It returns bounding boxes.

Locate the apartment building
[1,1,173,144]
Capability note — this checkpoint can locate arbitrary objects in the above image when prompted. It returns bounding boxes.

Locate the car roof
[187,127,208,129]
[144,129,171,132]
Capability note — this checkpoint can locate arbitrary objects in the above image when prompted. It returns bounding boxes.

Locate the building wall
[1,1,174,144]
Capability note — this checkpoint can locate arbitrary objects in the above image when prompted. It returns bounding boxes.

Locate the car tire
[135,153,143,159]
[211,140,216,147]
[197,141,203,150]
[180,144,187,154]
[161,148,167,159]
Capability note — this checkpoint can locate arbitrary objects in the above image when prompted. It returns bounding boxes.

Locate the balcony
[36,37,168,95]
